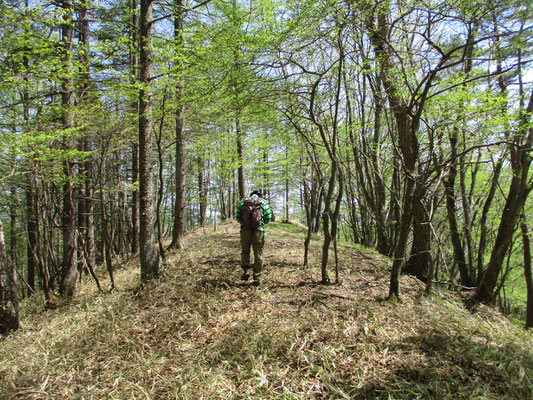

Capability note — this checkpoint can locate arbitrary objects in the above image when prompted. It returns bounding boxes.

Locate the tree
[0,220,19,334]
[58,0,78,297]
[476,87,533,302]
[170,0,187,249]
[138,0,160,280]
[359,0,508,298]
[130,0,140,256]
[520,216,533,329]
[475,9,533,302]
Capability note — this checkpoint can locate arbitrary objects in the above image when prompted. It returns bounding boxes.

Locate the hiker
[236,190,273,286]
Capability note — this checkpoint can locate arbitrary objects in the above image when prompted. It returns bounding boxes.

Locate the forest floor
[1,221,533,399]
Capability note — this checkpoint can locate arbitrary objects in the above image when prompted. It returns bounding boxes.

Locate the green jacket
[236,198,273,231]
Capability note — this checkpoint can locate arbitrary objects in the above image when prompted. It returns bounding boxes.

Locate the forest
[0,0,532,334]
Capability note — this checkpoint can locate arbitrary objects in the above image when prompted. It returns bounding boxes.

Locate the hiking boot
[241,269,251,281]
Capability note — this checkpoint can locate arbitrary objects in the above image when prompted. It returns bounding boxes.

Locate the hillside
[1,221,532,399]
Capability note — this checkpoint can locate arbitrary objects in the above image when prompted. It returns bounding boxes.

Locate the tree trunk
[320,163,338,284]
[10,182,18,292]
[170,0,187,249]
[388,175,416,299]
[477,155,504,281]
[130,0,140,256]
[321,208,332,284]
[444,124,472,286]
[132,143,140,255]
[198,156,207,228]
[302,170,322,266]
[403,193,431,283]
[98,161,115,289]
[23,12,36,296]
[138,0,160,280]
[236,118,246,200]
[346,65,391,256]
[26,184,36,295]
[0,220,19,334]
[476,180,532,301]
[331,172,344,284]
[443,20,478,287]
[371,95,390,256]
[476,88,533,302]
[521,217,533,329]
[78,0,96,274]
[475,25,510,282]
[520,214,533,329]
[263,148,270,200]
[59,0,78,297]
[156,94,167,262]
[32,169,50,303]
[171,96,187,249]
[365,9,423,299]
[285,146,289,220]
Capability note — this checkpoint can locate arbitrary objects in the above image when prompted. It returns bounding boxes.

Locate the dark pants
[240,229,265,280]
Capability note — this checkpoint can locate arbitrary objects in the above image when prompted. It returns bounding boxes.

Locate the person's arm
[236,199,244,222]
[262,201,273,225]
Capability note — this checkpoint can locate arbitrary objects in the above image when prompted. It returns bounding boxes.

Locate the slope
[1,221,532,399]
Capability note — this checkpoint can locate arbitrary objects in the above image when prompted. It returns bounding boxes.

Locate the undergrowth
[1,221,532,399]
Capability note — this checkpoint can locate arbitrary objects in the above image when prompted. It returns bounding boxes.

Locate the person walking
[236,190,273,286]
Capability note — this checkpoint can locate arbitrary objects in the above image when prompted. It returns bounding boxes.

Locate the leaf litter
[1,221,532,399]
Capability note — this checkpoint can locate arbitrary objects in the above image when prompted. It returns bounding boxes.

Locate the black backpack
[241,197,262,229]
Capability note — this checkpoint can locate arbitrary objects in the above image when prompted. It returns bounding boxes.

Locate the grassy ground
[1,221,532,399]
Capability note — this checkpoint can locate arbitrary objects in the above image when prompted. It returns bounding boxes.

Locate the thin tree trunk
[444,124,471,286]
[302,171,322,267]
[366,9,425,299]
[285,146,289,220]
[156,91,167,262]
[32,170,50,304]
[477,25,510,282]
[132,143,140,255]
[477,155,504,281]
[388,176,416,299]
[170,0,187,249]
[236,119,246,200]
[263,148,270,200]
[130,0,140,255]
[59,0,78,297]
[321,206,332,284]
[171,96,187,249]
[138,0,160,280]
[26,184,36,295]
[23,7,36,295]
[331,172,344,284]
[476,88,533,302]
[198,156,207,228]
[78,0,96,274]
[10,182,18,291]
[521,216,533,329]
[0,220,19,334]
[77,230,102,292]
[98,161,115,289]
[444,22,478,287]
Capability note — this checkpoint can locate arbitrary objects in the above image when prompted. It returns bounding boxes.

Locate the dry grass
[1,221,532,399]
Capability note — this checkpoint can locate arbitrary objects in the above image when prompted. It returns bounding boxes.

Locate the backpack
[241,197,262,229]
